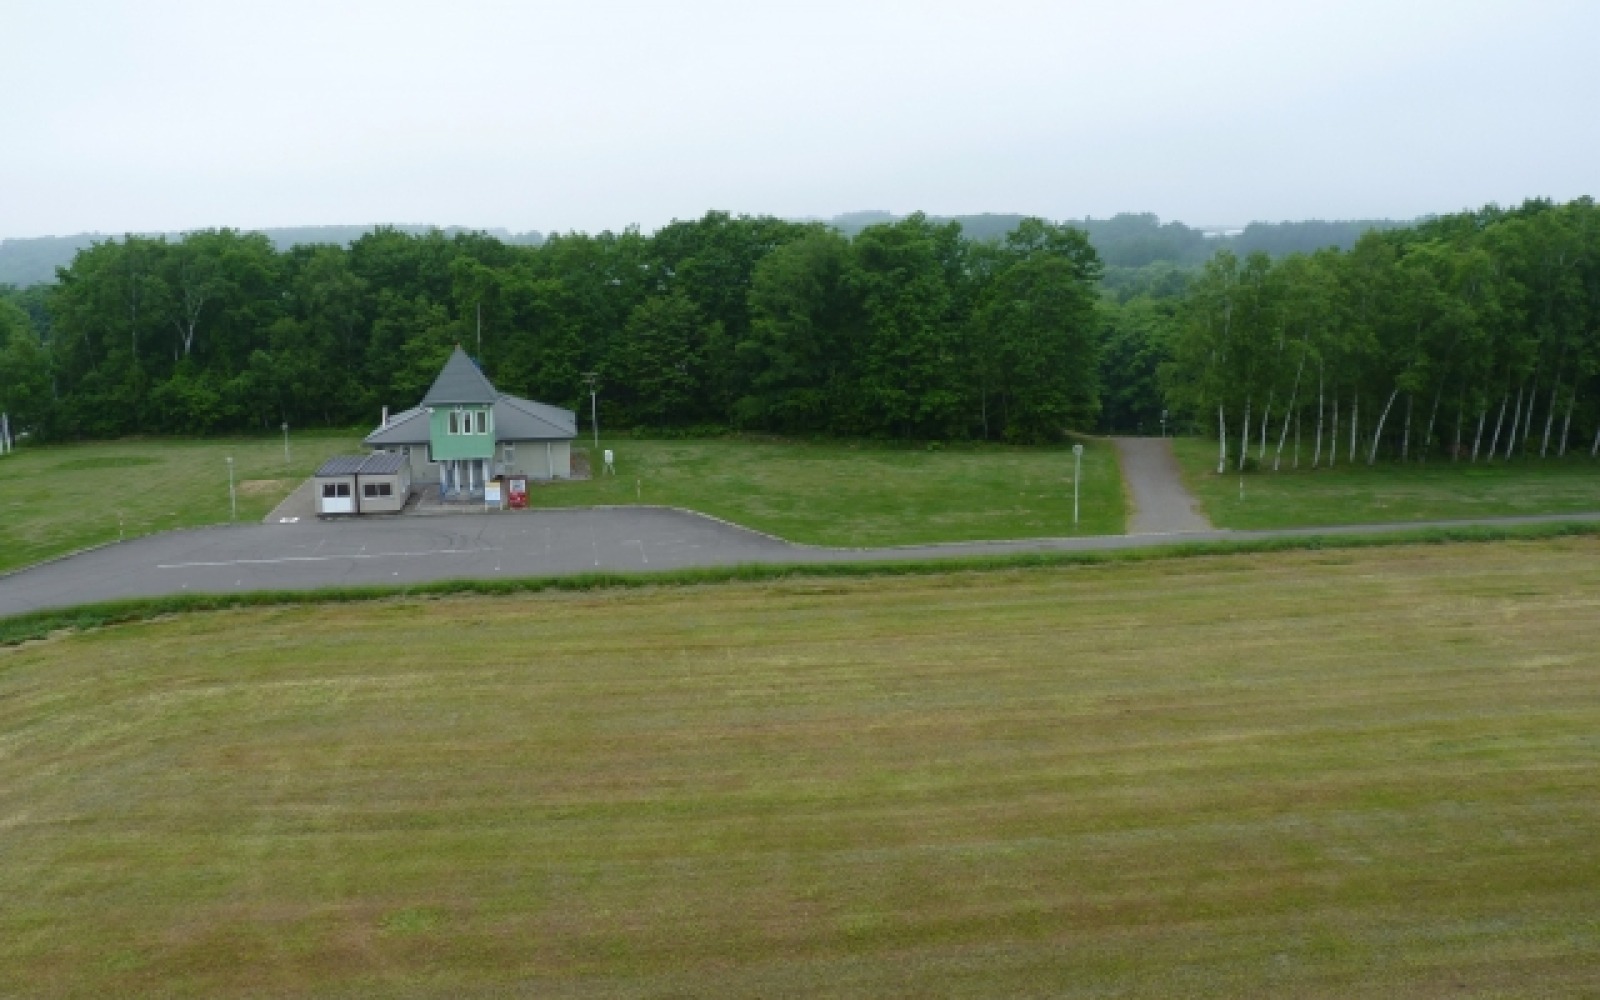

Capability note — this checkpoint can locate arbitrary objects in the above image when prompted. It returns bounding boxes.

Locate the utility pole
[475,301,482,358]
[226,456,237,522]
[281,421,291,472]
[582,372,600,451]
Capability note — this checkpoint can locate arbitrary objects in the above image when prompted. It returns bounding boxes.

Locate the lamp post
[281,421,291,471]
[1161,409,1168,438]
[226,456,237,522]
[582,372,600,451]
[1072,443,1083,527]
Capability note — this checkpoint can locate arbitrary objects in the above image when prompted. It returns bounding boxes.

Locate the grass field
[0,435,1123,573]
[548,437,1125,545]
[0,433,362,575]
[1172,436,1600,529]
[3,539,1598,996]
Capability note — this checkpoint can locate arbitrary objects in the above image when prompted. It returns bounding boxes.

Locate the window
[322,483,351,498]
[474,410,488,434]
[503,443,516,463]
[447,411,459,435]
[362,482,392,498]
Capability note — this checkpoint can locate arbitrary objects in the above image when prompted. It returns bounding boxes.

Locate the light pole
[281,421,291,471]
[582,371,600,452]
[1161,409,1168,438]
[226,456,237,522]
[1072,443,1083,527]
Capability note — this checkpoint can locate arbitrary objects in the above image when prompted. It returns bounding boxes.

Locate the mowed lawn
[0,437,1122,573]
[0,433,362,574]
[1172,436,1600,529]
[3,540,1599,996]
[544,437,1124,545]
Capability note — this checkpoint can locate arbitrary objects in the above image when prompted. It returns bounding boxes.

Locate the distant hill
[0,225,544,288]
[2,213,1416,289]
[820,211,1416,267]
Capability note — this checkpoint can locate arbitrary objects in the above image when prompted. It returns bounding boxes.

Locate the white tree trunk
[1313,370,1325,469]
[1487,392,1508,461]
[1294,410,1301,469]
[1259,402,1270,462]
[1559,391,1574,457]
[1274,349,1307,471]
[1504,384,1524,461]
[1348,395,1359,465]
[1238,397,1252,472]
[1368,388,1399,465]
[1218,404,1227,474]
[1401,393,1413,462]
[1522,385,1538,453]
[1451,383,1465,462]
[1592,419,1600,458]
[1540,380,1559,457]
[1328,395,1338,469]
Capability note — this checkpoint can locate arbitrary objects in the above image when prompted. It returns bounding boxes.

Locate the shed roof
[421,347,498,406]
[315,452,410,477]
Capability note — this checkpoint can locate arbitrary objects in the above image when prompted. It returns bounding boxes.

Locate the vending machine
[508,476,528,509]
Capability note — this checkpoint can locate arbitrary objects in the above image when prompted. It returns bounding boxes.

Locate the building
[363,347,577,498]
[312,451,412,515]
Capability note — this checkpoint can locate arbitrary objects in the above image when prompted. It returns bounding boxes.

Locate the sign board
[484,480,503,508]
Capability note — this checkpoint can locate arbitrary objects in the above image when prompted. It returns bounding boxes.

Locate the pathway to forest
[1112,437,1213,534]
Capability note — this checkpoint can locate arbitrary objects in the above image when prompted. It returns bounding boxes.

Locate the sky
[2,0,1596,239]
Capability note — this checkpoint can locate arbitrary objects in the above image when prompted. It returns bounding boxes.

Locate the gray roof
[421,347,499,406]
[315,452,410,477]
[363,393,576,448]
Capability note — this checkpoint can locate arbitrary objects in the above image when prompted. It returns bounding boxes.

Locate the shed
[314,452,412,515]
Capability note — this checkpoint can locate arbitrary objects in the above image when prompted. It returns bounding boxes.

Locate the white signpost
[1072,444,1084,527]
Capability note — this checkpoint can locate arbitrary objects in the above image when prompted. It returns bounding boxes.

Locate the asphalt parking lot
[4,506,1599,619]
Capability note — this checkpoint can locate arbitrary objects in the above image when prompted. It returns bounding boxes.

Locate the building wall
[428,406,495,460]
[315,475,357,515]
[356,471,409,513]
[498,439,570,480]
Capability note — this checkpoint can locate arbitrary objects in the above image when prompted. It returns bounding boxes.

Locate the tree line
[3,198,1598,465]
[1161,198,1600,470]
[0,213,1101,443]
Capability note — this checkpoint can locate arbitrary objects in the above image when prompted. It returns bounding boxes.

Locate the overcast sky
[3,0,1595,239]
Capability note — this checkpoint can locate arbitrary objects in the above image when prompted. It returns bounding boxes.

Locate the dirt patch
[238,479,290,496]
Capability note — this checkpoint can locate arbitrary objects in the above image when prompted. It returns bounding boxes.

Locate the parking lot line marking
[156,547,493,569]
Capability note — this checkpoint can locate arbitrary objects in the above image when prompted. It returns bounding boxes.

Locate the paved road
[4,506,1600,619]
[1113,437,1212,534]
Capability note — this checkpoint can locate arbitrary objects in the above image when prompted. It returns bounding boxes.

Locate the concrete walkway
[1113,437,1212,534]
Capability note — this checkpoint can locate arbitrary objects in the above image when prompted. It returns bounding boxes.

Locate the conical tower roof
[420,346,498,406]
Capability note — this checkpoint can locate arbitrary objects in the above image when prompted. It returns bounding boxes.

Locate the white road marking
[156,547,494,570]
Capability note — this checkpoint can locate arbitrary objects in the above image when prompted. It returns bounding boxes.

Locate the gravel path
[1113,437,1213,534]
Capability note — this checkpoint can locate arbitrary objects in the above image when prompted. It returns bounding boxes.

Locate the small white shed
[314,452,412,515]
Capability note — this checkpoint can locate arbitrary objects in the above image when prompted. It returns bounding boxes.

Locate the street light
[582,372,600,451]
[282,421,291,471]
[1072,443,1084,527]
[226,456,237,522]
[1161,409,1168,438]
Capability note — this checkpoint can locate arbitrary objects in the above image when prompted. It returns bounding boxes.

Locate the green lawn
[0,436,1123,573]
[544,437,1124,545]
[2,539,1598,996]
[1172,436,1600,529]
[0,432,363,574]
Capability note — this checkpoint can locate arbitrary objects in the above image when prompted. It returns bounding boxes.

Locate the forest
[1,198,1597,462]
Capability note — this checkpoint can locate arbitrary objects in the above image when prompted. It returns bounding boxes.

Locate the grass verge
[1171,435,1600,529]
[6,519,1600,646]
